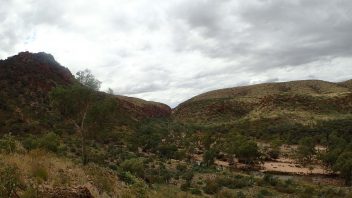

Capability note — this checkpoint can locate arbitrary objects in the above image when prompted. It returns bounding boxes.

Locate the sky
[1,0,352,107]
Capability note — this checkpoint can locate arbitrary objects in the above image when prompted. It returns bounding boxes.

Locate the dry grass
[0,149,131,197]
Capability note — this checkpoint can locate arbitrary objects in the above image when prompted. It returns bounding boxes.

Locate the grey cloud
[1,0,352,106]
[171,0,352,72]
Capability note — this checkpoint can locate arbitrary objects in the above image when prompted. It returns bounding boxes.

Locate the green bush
[22,135,39,151]
[118,171,137,185]
[299,186,316,198]
[258,189,273,196]
[38,132,60,153]
[262,174,279,186]
[157,144,177,159]
[176,164,187,172]
[131,177,148,198]
[203,148,217,167]
[318,187,346,198]
[0,163,22,198]
[190,188,202,195]
[0,133,16,153]
[120,158,145,178]
[203,179,221,194]
[144,163,172,184]
[217,175,254,189]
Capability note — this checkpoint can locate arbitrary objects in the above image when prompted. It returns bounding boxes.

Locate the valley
[1,52,352,197]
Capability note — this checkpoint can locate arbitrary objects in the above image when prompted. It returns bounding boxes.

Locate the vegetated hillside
[340,79,352,89]
[0,52,171,135]
[173,80,352,126]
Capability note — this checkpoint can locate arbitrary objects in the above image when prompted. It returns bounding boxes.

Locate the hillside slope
[173,80,352,125]
[0,52,171,135]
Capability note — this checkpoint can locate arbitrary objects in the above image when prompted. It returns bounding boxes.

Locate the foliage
[131,177,148,198]
[216,175,254,189]
[120,158,145,178]
[0,133,16,153]
[215,189,236,198]
[0,163,22,198]
[202,148,217,167]
[333,151,352,185]
[38,132,60,152]
[23,132,60,153]
[296,137,316,165]
[75,69,101,91]
[51,83,117,164]
[85,164,115,194]
[157,144,177,159]
[203,178,221,194]
[133,119,169,152]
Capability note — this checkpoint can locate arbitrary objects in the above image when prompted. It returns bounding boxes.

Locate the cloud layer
[1,0,352,107]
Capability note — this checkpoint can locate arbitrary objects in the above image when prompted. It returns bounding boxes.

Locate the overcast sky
[1,0,352,107]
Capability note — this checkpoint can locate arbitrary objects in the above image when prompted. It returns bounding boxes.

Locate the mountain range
[1,51,351,140]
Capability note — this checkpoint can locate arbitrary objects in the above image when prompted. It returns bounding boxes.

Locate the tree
[224,133,261,166]
[296,137,316,165]
[333,152,352,185]
[203,148,217,167]
[107,88,114,95]
[236,140,261,165]
[51,77,117,164]
[76,69,101,91]
[158,144,178,159]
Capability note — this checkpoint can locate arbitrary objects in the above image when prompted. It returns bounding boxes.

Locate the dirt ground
[192,144,331,176]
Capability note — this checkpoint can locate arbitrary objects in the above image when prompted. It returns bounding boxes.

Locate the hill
[0,52,171,135]
[173,79,352,128]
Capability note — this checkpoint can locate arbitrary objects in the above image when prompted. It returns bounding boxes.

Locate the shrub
[217,175,254,189]
[299,186,316,198]
[215,189,236,198]
[176,164,187,172]
[21,186,37,198]
[0,163,22,198]
[258,189,273,196]
[144,163,172,184]
[157,144,177,159]
[203,179,221,194]
[333,151,352,185]
[31,164,48,182]
[131,177,148,198]
[318,187,346,197]
[38,132,60,153]
[190,188,202,195]
[262,174,279,186]
[118,171,137,185]
[268,149,280,159]
[0,133,16,153]
[181,171,194,182]
[203,149,217,167]
[235,191,246,198]
[174,149,187,160]
[180,182,190,191]
[23,135,39,151]
[85,165,114,194]
[120,158,145,178]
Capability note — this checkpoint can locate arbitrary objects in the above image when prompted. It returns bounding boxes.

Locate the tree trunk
[73,104,89,165]
[80,106,89,165]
